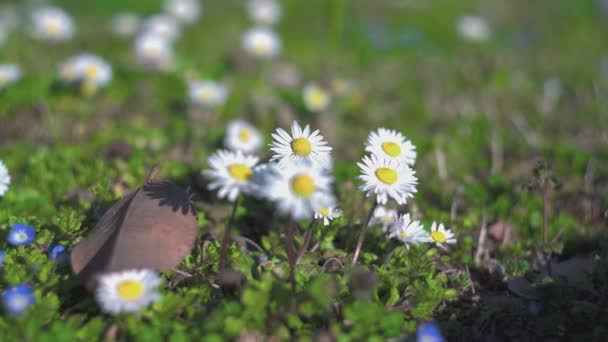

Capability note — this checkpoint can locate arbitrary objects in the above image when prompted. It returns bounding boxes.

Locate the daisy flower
[242,27,281,59]
[224,119,263,154]
[429,222,457,246]
[270,121,332,168]
[30,6,74,42]
[95,269,162,315]
[370,205,398,233]
[247,0,281,26]
[457,15,491,42]
[58,54,112,94]
[314,205,343,226]
[388,214,430,249]
[264,161,334,220]
[141,15,180,42]
[365,128,416,165]
[302,83,331,113]
[0,64,21,90]
[358,154,418,205]
[188,80,228,108]
[0,160,11,196]
[134,33,174,70]
[2,284,35,315]
[111,13,140,37]
[164,0,201,24]
[203,150,259,202]
[7,223,36,246]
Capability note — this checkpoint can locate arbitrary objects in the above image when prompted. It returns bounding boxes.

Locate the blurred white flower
[95,269,162,315]
[247,0,281,26]
[429,222,457,246]
[189,80,228,108]
[358,154,417,205]
[302,83,331,113]
[141,15,180,41]
[224,119,263,154]
[0,160,10,196]
[31,6,75,42]
[365,128,416,166]
[134,33,174,70]
[270,121,332,168]
[543,77,563,103]
[0,64,21,90]
[457,15,491,42]
[203,150,260,202]
[370,205,398,233]
[165,0,201,24]
[58,54,112,94]
[388,214,430,249]
[242,27,281,59]
[111,13,140,37]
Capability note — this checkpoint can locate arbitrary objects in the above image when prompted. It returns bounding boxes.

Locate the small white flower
[203,150,259,202]
[302,83,331,112]
[141,15,181,41]
[134,33,174,70]
[31,6,75,42]
[189,80,228,108]
[358,154,417,205]
[0,160,10,196]
[314,205,342,226]
[58,54,112,94]
[224,119,263,154]
[370,205,398,233]
[0,64,21,90]
[242,27,281,59]
[388,214,430,249]
[111,13,140,37]
[365,128,416,165]
[264,161,334,220]
[247,0,281,26]
[429,222,457,246]
[96,269,162,315]
[164,0,201,24]
[249,162,280,198]
[270,121,332,168]
[457,15,491,42]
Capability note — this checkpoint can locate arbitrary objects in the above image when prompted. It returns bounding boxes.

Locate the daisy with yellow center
[365,128,417,165]
[270,121,332,168]
[429,222,457,246]
[224,119,263,154]
[95,269,161,314]
[370,205,398,233]
[357,154,417,205]
[0,64,21,90]
[264,161,333,220]
[388,214,430,249]
[314,205,343,226]
[135,33,174,70]
[189,80,228,108]
[204,150,259,202]
[31,6,74,42]
[242,27,281,59]
[58,54,112,94]
[302,83,331,112]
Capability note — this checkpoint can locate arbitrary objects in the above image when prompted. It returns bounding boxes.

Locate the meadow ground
[0,0,607,340]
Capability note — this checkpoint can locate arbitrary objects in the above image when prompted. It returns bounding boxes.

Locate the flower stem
[285,218,297,293]
[218,195,241,272]
[296,220,316,264]
[351,200,378,266]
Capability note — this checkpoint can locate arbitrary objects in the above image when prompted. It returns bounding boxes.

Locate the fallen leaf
[70,167,198,290]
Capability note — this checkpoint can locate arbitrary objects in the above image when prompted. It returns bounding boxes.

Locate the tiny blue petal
[7,223,36,246]
[2,283,35,315]
[48,245,67,260]
[416,322,445,342]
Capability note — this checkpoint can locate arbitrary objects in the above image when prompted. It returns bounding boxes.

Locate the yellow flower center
[199,88,214,101]
[375,167,398,185]
[291,137,312,156]
[319,207,330,216]
[86,65,98,79]
[45,20,61,35]
[399,231,408,238]
[238,128,251,142]
[308,89,328,108]
[291,174,315,197]
[384,215,393,223]
[381,142,401,157]
[116,280,144,300]
[228,164,253,181]
[431,231,447,243]
[254,40,270,54]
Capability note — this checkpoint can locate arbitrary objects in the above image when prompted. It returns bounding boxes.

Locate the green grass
[1,0,607,340]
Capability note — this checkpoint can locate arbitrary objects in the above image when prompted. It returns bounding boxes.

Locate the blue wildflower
[48,244,67,261]
[2,283,35,315]
[7,223,36,246]
[0,249,4,266]
[416,322,445,342]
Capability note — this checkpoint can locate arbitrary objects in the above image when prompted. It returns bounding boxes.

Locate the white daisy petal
[203,150,259,202]
[388,214,430,249]
[269,121,333,169]
[364,128,417,165]
[429,221,457,246]
[95,269,162,315]
[357,154,417,205]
